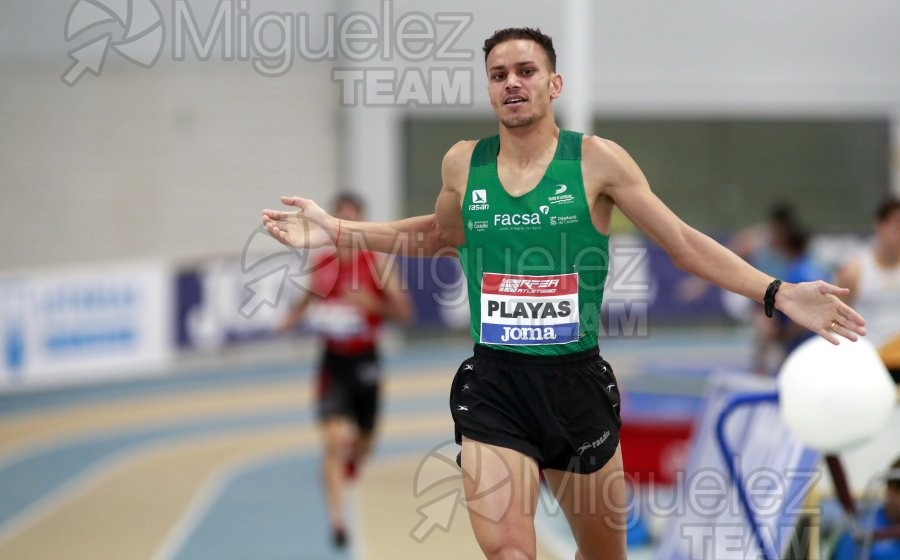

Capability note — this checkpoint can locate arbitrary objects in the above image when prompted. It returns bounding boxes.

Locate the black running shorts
[450,344,622,474]
[317,348,380,432]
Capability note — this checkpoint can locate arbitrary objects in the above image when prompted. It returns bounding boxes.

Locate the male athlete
[277,193,412,548]
[264,27,866,560]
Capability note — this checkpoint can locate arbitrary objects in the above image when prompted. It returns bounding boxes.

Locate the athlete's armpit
[433,140,476,251]
[583,136,693,259]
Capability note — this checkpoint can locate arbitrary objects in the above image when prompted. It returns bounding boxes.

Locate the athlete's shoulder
[444,139,478,165]
[442,140,478,185]
[312,251,338,268]
[581,135,631,165]
[356,249,380,263]
[580,135,643,190]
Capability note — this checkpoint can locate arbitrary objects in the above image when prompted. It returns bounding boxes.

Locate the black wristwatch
[764,279,782,318]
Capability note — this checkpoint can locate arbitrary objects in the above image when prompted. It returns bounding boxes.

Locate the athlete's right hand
[262,196,337,249]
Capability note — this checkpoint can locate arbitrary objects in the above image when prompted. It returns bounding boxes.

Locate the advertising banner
[0,263,173,389]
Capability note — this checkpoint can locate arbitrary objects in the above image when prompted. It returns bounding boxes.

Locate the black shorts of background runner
[317,348,380,433]
[450,345,622,474]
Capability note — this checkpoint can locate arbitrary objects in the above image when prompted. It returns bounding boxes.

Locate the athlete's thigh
[350,356,381,434]
[543,444,627,560]
[317,354,352,421]
[460,436,541,559]
[319,416,354,453]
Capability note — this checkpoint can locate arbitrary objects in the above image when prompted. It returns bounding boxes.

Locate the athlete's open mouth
[503,96,527,105]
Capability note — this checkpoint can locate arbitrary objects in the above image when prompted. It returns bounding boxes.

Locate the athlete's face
[335,202,362,222]
[485,40,561,129]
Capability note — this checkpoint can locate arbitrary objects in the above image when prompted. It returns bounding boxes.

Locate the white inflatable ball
[778,336,895,453]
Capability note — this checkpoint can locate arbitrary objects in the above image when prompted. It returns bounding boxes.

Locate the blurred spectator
[836,198,900,383]
[730,203,796,281]
[776,227,829,357]
[736,203,797,375]
[678,202,795,374]
[830,456,900,560]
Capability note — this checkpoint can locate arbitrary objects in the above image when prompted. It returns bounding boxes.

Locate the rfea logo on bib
[480,272,579,345]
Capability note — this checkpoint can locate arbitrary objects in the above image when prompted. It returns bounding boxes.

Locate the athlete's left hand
[777,281,866,345]
[262,197,337,249]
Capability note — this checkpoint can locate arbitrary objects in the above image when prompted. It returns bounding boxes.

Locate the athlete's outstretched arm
[585,136,866,344]
[262,142,470,257]
[264,202,445,256]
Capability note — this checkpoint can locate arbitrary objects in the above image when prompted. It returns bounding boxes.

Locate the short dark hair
[333,192,365,213]
[785,227,810,255]
[769,202,796,226]
[483,27,557,72]
[875,197,900,223]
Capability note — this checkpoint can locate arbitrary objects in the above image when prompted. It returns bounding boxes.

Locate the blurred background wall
[2,0,899,269]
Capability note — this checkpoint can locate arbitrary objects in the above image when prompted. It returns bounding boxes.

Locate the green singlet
[458,129,610,356]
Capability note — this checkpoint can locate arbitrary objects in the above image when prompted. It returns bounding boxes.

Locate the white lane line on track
[149,447,306,560]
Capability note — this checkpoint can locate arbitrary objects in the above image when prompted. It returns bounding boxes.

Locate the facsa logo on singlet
[493,212,541,226]
[469,189,489,211]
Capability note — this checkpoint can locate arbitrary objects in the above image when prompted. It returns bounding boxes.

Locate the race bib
[305,301,366,339]
[480,273,579,345]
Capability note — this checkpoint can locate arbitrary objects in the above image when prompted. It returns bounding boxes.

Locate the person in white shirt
[837,198,900,382]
